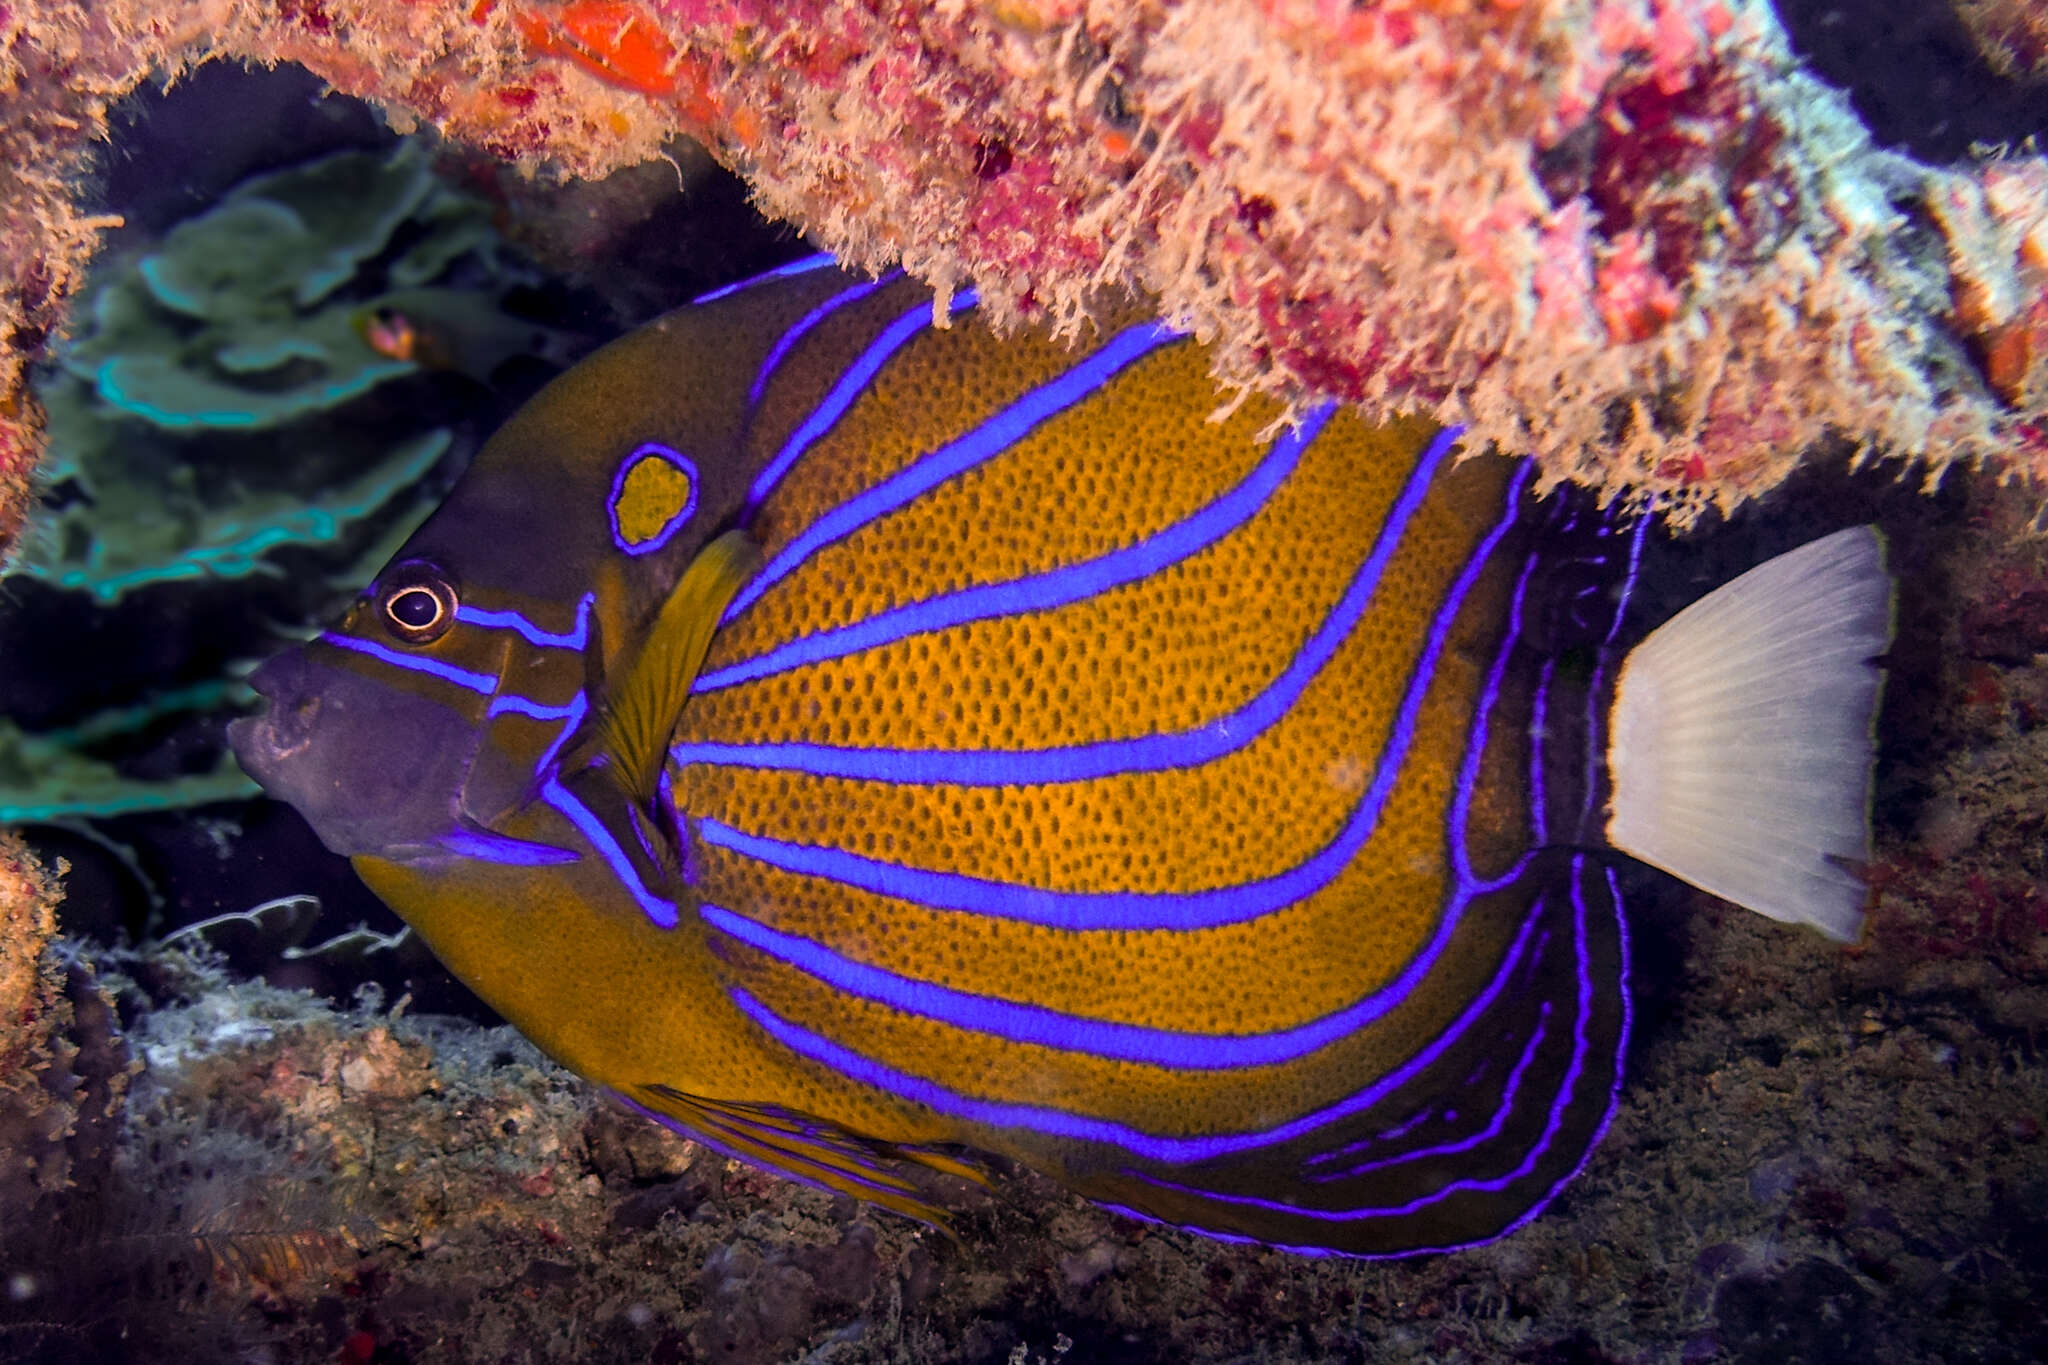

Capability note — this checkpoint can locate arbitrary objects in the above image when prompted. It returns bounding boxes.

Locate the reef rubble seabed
[0,474,2042,1364]
[5,0,2048,562]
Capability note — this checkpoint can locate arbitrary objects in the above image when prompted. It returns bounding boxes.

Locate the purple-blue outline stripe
[687,444,1518,933]
[319,631,496,695]
[729,314,1175,618]
[747,274,898,408]
[740,291,981,520]
[538,773,679,929]
[704,890,1445,1070]
[722,883,1549,1163]
[677,424,1462,783]
[1114,852,1602,1223]
[692,402,1334,695]
[1305,1004,1549,1182]
[608,443,700,557]
[691,252,838,305]
[457,593,594,650]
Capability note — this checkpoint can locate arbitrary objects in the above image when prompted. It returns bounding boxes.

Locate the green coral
[1,138,559,829]
[18,140,541,603]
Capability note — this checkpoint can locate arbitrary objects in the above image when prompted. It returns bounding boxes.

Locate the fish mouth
[230,648,482,860]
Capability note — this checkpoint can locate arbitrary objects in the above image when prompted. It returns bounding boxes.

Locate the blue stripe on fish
[747,273,901,409]
[676,424,1471,782]
[687,456,1526,935]
[320,631,498,695]
[727,317,1183,620]
[722,887,1552,1162]
[691,251,840,305]
[693,401,1337,695]
[706,894,1481,1070]
[1117,856,1626,1224]
[742,291,981,518]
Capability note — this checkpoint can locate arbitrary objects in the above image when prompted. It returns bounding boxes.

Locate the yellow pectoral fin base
[622,1084,990,1236]
[583,529,764,806]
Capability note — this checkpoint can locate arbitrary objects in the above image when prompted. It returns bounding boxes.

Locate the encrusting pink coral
[1,0,2045,563]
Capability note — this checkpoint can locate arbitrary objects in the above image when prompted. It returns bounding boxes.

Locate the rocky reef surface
[5,0,2048,552]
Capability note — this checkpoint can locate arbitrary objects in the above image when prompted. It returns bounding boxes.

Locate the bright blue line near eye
[731,310,1174,620]
[695,403,1330,695]
[486,693,583,721]
[610,443,700,557]
[319,632,496,695]
[726,883,1548,1164]
[692,252,839,304]
[704,894,1410,1069]
[748,274,898,409]
[741,291,980,520]
[684,419,1453,782]
[538,775,679,929]
[458,593,594,650]
[440,829,582,866]
[1117,855,1605,1225]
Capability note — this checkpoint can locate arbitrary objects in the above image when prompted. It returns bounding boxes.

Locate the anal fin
[623,1084,988,1234]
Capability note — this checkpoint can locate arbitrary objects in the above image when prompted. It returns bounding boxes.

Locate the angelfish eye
[375,560,459,645]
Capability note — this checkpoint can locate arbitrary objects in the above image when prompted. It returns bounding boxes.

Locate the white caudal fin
[1606,526,1893,941]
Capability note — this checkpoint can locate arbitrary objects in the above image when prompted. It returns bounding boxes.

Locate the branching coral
[0,0,2045,562]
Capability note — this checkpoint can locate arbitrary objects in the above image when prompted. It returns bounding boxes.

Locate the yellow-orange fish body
[232,258,1889,1255]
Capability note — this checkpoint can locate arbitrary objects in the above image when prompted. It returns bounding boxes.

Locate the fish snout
[229,645,480,859]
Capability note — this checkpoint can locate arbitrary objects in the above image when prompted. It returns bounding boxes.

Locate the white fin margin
[1606,526,1892,941]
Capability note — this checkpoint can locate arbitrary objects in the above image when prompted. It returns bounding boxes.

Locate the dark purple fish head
[232,289,792,863]
[230,630,492,859]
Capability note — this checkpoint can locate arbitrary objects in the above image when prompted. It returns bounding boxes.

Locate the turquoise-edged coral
[20,141,528,603]
[0,135,566,828]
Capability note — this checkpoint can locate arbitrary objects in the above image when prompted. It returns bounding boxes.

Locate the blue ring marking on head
[704,893,1433,1070]
[723,884,1548,1164]
[742,291,981,518]
[694,401,1330,695]
[685,441,1519,936]
[457,592,595,650]
[747,274,899,410]
[537,774,679,929]
[680,419,1455,781]
[1115,853,1619,1231]
[692,252,838,305]
[729,311,1171,622]
[608,443,700,557]
[439,829,582,866]
[319,631,496,695]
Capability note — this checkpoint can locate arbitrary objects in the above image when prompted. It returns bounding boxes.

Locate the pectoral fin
[574,529,762,808]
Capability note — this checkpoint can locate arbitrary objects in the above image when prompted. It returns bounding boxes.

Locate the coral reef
[0,134,568,827]
[1955,0,2048,77]
[0,834,130,1239]
[18,139,537,602]
[3,0,2047,553]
